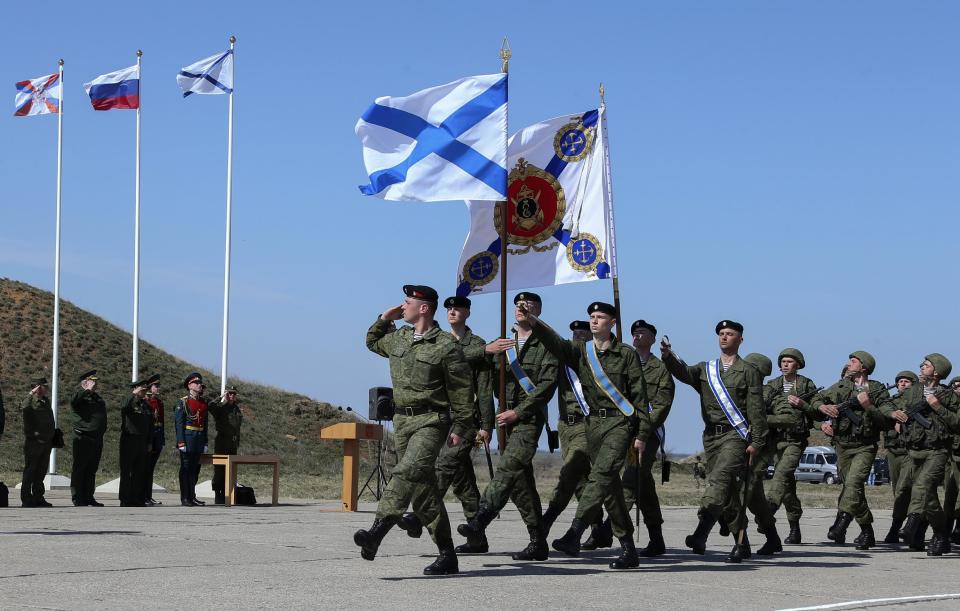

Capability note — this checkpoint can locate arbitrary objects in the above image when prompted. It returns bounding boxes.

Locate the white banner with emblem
[454,107,614,297]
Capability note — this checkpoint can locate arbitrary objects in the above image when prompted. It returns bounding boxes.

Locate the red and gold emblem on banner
[494,158,566,247]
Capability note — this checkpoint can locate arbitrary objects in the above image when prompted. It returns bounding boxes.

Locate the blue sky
[2,1,959,453]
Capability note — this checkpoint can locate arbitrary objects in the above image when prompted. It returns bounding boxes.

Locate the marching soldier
[660,320,767,563]
[175,372,209,507]
[119,377,154,507]
[808,351,893,549]
[458,292,558,562]
[528,301,649,570]
[144,376,165,505]
[883,354,960,555]
[882,370,917,543]
[21,376,55,507]
[397,296,495,552]
[540,321,595,544]
[209,385,244,504]
[945,375,960,546]
[70,370,107,507]
[357,285,474,575]
[765,348,819,545]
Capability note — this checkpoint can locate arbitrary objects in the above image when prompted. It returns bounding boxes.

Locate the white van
[795,446,840,484]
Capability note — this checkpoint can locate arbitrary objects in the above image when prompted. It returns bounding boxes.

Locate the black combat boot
[397,512,423,539]
[640,525,666,557]
[726,532,750,563]
[540,505,562,539]
[910,519,929,552]
[883,517,903,544]
[951,520,960,546]
[757,525,783,555]
[581,518,613,550]
[353,517,397,561]
[685,514,717,555]
[610,536,640,569]
[899,513,921,543]
[926,531,946,557]
[854,523,875,550]
[457,505,496,539]
[552,518,588,557]
[455,530,489,554]
[511,526,549,561]
[827,512,853,544]
[423,547,459,576]
[784,520,802,544]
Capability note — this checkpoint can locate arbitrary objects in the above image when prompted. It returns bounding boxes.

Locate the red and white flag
[14,72,61,116]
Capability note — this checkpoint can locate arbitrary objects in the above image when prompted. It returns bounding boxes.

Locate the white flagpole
[220,35,236,396]
[599,84,624,342]
[50,58,64,475]
[132,49,142,382]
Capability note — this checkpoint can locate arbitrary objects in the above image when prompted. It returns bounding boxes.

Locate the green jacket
[641,354,675,433]
[663,353,768,451]
[21,393,55,445]
[366,317,474,437]
[492,330,559,424]
[454,327,495,433]
[765,374,817,438]
[209,399,243,452]
[120,395,154,438]
[71,389,107,435]
[557,367,585,422]
[883,383,960,451]
[533,323,649,439]
[810,379,892,447]
[883,390,910,453]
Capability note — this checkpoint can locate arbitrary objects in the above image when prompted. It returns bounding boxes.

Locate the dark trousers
[119,435,149,506]
[179,451,201,501]
[143,429,164,501]
[71,432,104,505]
[22,442,52,504]
[212,444,238,494]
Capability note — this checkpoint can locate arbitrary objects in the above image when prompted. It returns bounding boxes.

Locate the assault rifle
[829,383,896,428]
[901,388,953,431]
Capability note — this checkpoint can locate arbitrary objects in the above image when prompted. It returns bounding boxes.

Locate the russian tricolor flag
[83,65,140,110]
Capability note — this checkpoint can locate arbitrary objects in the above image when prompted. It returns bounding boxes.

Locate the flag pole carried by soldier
[396,295,496,554]
[882,370,918,543]
[357,285,474,576]
[458,292,558,562]
[882,354,960,555]
[660,320,768,564]
[523,301,649,570]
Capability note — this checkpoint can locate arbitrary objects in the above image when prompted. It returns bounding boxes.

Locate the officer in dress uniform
[175,372,209,506]
[209,385,243,504]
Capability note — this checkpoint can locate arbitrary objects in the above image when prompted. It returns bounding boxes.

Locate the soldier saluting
[119,376,155,507]
[660,320,767,563]
[208,385,244,505]
[175,372,209,507]
[356,285,474,576]
[21,376,55,507]
[70,370,107,507]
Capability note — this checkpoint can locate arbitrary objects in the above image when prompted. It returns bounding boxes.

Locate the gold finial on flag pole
[500,37,511,73]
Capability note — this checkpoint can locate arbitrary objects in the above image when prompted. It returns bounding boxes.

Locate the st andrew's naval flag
[177,49,234,97]
[356,74,508,202]
[456,108,614,296]
[83,65,140,110]
[14,72,61,116]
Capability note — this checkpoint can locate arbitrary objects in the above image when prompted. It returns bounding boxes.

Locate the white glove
[203,445,209,453]
[178,446,186,453]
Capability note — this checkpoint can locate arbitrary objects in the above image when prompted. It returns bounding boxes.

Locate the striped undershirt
[783,381,795,394]
[924,386,936,397]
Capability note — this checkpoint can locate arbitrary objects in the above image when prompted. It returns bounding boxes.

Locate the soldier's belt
[589,408,626,420]
[706,422,738,436]
[185,425,204,431]
[395,405,439,417]
[565,413,585,425]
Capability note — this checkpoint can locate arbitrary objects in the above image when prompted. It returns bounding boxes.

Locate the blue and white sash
[505,345,536,395]
[565,366,590,416]
[585,341,636,417]
[705,359,749,440]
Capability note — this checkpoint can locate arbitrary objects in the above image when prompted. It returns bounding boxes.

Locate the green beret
[778,348,805,370]
[925,353,953,381]
[849,351,876,375]
[443,296,471,309]
[715,320,744,335]
[403,284,438,303]
[587,301,617,317]
[744,353,772,378]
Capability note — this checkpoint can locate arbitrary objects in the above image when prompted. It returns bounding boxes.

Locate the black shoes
[423,548,459,576]
[354,517,396,561]
[854,524,875,551]
[756,527,782,555]
[685,514,717,555]
[552,518,587,557]
[784,520,802,545]
[88,499,104,507]
[511,536,549,561]
[640,525,666,557]
[827,512,853,544]
[610,536,640,569]
[454,532,489,554]
[214,493,226,505]
[397,512,424,539]
[883,518,903,544]
[581,519,613,551]
[457,506,496,540]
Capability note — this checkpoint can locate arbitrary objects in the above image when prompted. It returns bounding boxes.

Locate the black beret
[569,320,590,332]
[403,284,438,303]
[630,320,657,335]
[715,320,744,335]
[443,296,471,309]
[513,292,542,305]
[184,372,203,388]
[587,301,617,317]
[78,369,98,382]
[31,376,48,387]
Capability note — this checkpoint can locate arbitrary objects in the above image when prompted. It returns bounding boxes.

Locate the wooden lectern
[320,422,383,511]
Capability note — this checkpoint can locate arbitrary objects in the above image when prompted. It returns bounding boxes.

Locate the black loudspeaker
[368,387,395,421]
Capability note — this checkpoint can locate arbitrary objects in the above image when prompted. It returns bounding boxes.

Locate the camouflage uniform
[765,373,818,531]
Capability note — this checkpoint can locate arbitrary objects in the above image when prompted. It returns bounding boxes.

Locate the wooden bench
[200,454,280,507]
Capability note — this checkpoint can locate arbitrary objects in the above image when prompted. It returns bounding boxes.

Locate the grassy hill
[0,277,373,499]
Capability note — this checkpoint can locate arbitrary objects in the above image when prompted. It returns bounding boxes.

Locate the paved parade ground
[3,491,960,610]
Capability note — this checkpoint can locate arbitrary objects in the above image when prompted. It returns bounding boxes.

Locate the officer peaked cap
[130,378,151,389]
[587,302,617,317]
[184,372,203,388]
[31,376,48,387]
[513,292,542,305]
[403,285,438,303]
[715,320,744,335]
[631,320,657,336]
[145,374,161,386]
[443,296,471,309]
[78,369,98,382]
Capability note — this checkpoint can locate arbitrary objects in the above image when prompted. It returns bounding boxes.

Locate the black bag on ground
[0,482,8,507]
[51,428,65,449]
[234,485,256,505]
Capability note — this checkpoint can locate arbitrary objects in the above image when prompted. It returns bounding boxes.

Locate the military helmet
[895,370,919,384]
[924,353,953,381]
[744,353,773,378]
[778,348,805,370]
[849,351,876,375]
